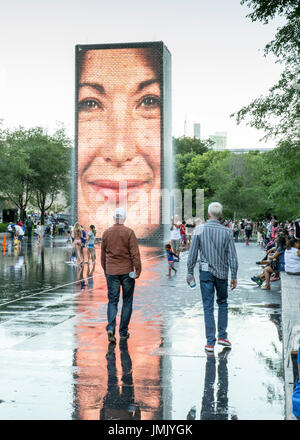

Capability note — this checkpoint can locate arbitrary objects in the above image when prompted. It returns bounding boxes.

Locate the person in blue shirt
[165,244,178,277]
[81,225,87,246]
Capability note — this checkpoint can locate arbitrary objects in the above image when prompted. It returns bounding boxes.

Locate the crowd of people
[250,217,300,289]
[6,213,69,243]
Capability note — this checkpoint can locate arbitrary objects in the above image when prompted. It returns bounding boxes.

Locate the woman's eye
[140,96,160,108]
[78,99,102,111]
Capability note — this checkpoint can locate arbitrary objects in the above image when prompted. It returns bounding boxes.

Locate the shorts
[74,239,81,246]
[88,244,94,249]
[171,239,180,251]
[18,236,24,241]
[168,261,175,268]
[181,234,187,243]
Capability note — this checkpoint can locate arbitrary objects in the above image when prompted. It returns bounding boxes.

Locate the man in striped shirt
[187,202,238,353]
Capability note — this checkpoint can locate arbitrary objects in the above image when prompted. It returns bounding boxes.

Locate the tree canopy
[174,136,300,220]
[0,126,72,223]
[232,0,300,141]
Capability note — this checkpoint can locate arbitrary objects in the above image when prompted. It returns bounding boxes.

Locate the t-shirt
[285,247,300,273]
[88,231,95,245]
[81,229,87,244]
[245,221,252,231]
[170,225,181,240]
[167,250,177,262]
[15,225,24,236]
[186,223,195,235]
[26,219,33,228]
[276,246,285,269]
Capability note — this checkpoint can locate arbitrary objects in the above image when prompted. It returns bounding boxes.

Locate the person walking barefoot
[165,244,178,276]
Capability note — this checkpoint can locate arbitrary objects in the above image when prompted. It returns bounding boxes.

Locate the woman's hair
[278,235,287,250]
[73,222,82,232]
[287,238,300,249]
[78,47,162,87]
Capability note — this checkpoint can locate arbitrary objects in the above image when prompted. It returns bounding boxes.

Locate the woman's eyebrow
[79,82,105,94]
[137,78,159,92]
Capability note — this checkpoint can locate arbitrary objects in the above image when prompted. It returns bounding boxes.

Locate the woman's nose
[102,102,136,166]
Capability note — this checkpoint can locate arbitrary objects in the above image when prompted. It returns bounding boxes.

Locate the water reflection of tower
[72,246,163,420]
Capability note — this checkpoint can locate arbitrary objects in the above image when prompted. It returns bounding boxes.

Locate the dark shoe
[107,330,116,343]
[251,276,262,286]
[256,261,262,265]
[218,347,231,360]
[120,333,130,340]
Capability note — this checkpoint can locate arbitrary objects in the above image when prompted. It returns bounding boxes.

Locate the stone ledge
[280,272,300,420]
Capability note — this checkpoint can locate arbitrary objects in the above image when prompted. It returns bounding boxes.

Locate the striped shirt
[187,219,238,280]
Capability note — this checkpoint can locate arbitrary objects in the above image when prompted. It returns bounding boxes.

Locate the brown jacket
[101,224,142,276]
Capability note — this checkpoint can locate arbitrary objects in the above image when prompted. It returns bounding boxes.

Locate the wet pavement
[0,237,284,420]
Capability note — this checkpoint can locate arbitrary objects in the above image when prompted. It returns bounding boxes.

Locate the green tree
[232,0,300,141]
[175,148,229,216]
[173,136,213,155]
[266,139,300,218]
[0,127,36,221]
[0,125,72,224]
[204,151,271,219]
[28,127,72,224]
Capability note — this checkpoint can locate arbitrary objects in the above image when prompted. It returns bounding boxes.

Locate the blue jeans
[200,271,228,346]
[106,274,135,336]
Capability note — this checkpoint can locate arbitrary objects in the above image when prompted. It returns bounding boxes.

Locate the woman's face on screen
[77,48,161,238]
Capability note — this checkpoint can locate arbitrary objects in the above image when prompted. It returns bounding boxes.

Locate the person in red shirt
[101,208,142,344]
[180,221,187,251]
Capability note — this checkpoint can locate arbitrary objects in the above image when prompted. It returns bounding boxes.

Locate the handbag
[270,259,279,271]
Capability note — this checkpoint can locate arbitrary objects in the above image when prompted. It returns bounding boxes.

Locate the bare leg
[263,266,273,288]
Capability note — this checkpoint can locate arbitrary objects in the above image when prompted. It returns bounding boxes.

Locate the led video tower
[75,42,172,242]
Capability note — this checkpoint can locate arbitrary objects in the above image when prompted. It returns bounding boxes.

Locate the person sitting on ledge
[256,235,280,266]
[285,238,300,275]
[251,235,286,290]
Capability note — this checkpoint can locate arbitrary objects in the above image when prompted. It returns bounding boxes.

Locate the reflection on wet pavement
[0,237,284,419]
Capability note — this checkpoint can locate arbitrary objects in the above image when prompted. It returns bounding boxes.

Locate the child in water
[87,225,96,264]
[165,244,178,277]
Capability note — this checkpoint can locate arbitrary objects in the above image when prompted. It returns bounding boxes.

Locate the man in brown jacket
[101,208,142,343]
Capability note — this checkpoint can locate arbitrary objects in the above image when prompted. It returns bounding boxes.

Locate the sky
[0,0,284,148]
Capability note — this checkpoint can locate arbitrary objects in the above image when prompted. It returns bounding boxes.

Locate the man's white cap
[113,207,126,220]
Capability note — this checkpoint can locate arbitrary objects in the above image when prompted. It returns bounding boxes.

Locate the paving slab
[0,238,285,419]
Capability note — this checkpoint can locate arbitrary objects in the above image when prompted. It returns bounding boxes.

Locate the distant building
[209,132,227,149]
[193,123,201,140]
[213,146,275,154]
[184,119,201,139]
[184,119,193,138]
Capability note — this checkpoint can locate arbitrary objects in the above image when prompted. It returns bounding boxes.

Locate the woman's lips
[88,179,149,189]
[86,179,152,202]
